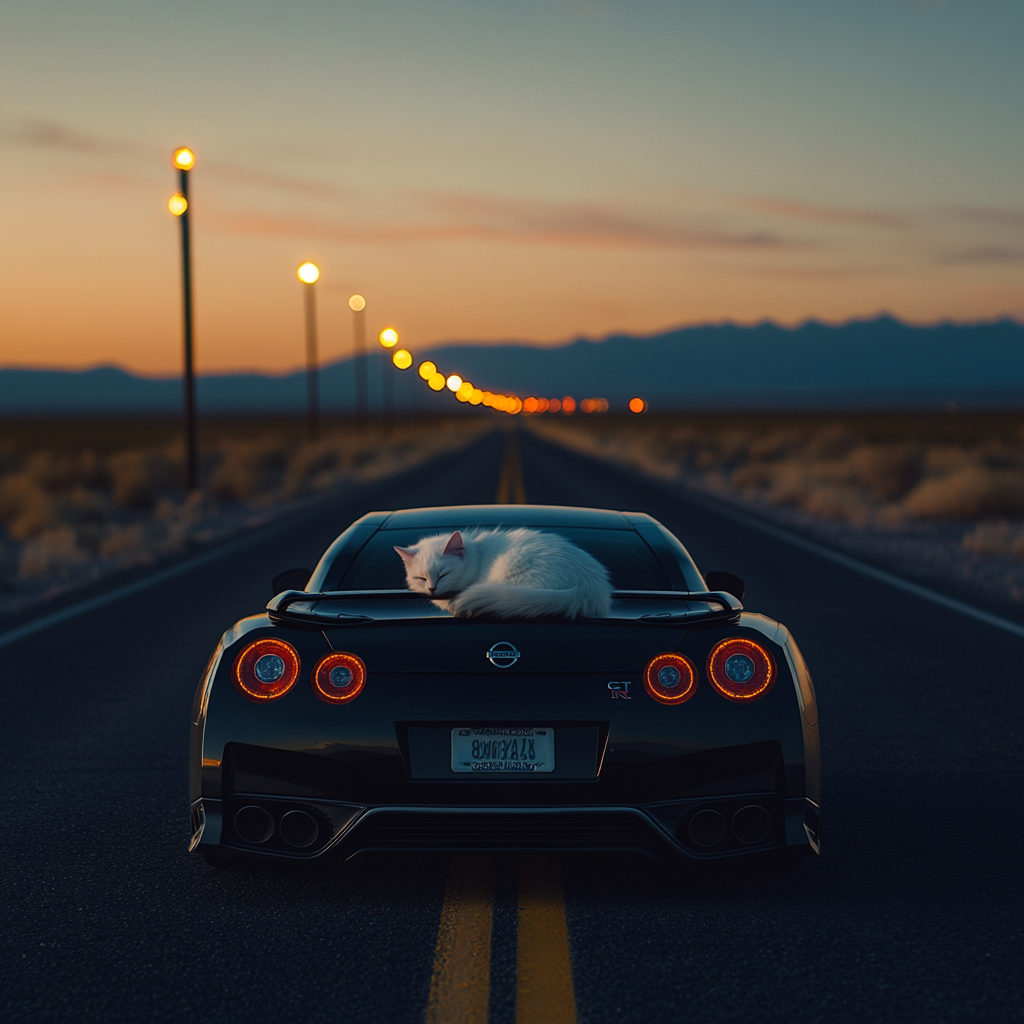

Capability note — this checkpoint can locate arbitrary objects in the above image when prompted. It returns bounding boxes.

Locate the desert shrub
[802,426,858,461]
[748,431,803,462]
[801,485,872,524]
[903,466,1024,520]
[99,523,150,559]
[844,443,924,501]
[283,440,342,496]
[108,449,180,508]
[0,473,58,540]
[19,526,88,576]
[212,438,289,501]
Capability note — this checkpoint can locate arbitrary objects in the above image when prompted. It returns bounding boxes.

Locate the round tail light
[312,651,367,704]
[707,638,775,702]
[643,653,698,704]
[232,638,301,702]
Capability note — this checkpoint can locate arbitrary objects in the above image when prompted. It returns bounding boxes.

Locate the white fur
[394,528,612,619]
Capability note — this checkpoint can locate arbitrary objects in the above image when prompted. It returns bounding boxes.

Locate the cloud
[939,246,1024,265]
[208,198,792,251]
[951,207,1024,233]
[204,163,346,199]
[3,119,146,156]
[732,195,912,229]
[5,119,344,198]
[414,192,791,250]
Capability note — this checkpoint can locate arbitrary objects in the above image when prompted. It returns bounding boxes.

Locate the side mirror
[703,570,745,601]
[272,567,311,596]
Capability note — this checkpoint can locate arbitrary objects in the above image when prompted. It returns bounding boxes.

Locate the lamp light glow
[167,193,188,216]
[418,360,437,380]
[379,327,399,348]
[562,396,576,414]
[469,389,483,405]
[446,374,463,392]
[393,349,413,370]
[629,397,647,414]
[348,294,366,311]
[173,147,196,170]
[297,262,320,284]
[428,372,446,391]
[456,381,474,401]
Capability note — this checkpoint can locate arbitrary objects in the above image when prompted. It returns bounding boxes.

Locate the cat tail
[450,583,611,620]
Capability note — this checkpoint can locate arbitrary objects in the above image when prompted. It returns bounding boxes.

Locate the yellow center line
[426,856,495,1024]
[516,856,577,1024]
[495,432,527,504]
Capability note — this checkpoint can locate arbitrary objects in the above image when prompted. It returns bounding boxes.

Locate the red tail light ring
[232,638,301,702]
[312,651,367,705]
[707,638,775,702]
[643,653,698,704]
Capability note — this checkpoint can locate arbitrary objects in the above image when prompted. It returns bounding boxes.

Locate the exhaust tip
[234,805,274,844]
[688,809,727,847]
[280,809,319,849]
[732,804,772,845]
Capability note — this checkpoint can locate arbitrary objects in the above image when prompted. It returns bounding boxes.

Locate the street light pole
[349,294,368,427]
[297,262,321,441]
[169,147,197,492]
[379,327,398,426]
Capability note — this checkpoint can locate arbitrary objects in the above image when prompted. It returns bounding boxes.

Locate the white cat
[394,528,612,619]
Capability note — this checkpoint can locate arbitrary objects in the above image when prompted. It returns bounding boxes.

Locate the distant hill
[2,316,1023,414]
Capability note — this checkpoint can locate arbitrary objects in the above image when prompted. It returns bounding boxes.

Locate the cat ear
[443,531,465,558]
[394,545,417,565]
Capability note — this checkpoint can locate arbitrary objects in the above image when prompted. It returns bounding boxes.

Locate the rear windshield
[336,526,673,591]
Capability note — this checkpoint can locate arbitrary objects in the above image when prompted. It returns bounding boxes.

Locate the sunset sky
[2,0,1022,375]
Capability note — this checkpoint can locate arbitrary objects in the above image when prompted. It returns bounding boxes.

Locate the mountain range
[2,316,1023,414]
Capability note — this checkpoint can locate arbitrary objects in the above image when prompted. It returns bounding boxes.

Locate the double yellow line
[427,434,574,1020]
[426,856,577,1024]
[495,433,527,505]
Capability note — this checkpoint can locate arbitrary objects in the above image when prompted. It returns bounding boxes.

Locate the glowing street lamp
[349,294,368,424]
[168,146,198,491]
[393,349,413,370]
[446,374,463,393]
[297,262,321,440]
[428,372,446,391]
[629,397,647,414]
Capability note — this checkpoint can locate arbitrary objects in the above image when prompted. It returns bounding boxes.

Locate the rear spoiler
[266,588,742,628]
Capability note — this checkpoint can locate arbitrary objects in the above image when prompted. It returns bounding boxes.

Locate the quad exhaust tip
[233,805,320,848]
[686,803,774,848]
[234,805,274,844]
[280,810,319,848]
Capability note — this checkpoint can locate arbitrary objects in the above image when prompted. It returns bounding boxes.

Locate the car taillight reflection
[707,638,775,702]
[232,638,301,702]
[643,653,698,704]
[312,651,367,704]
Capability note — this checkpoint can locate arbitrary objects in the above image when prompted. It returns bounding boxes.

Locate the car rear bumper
[191,794,819,864]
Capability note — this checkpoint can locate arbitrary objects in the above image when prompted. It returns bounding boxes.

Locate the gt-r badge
[486,642,521,668]
[608,681,632,699]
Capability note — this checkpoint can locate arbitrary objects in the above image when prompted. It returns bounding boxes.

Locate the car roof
[379,504,634,530]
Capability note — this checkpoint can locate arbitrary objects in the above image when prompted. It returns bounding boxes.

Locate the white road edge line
[677,483,1024,641]
[0,511,311,651]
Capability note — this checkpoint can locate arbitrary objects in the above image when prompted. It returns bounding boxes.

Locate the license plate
[451,727,555,773]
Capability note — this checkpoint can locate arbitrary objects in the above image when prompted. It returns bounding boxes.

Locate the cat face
[394,531,467,596]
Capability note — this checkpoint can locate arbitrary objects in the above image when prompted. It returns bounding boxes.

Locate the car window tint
[336,526,672,591]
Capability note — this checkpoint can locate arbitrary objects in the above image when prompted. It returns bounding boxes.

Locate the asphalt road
[3,428,1021,1023]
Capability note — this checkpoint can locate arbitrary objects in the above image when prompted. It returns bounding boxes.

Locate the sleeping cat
[394,528,612,619]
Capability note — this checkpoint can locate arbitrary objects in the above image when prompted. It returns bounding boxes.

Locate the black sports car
[189,505,820,867]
